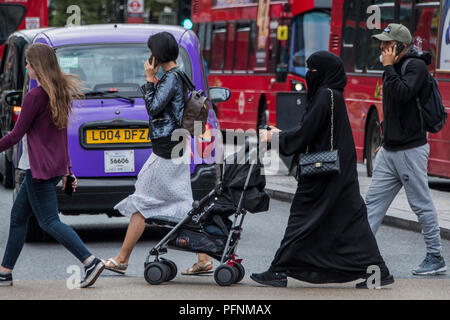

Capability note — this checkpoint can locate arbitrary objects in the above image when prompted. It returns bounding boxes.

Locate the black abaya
[269,51,389,283]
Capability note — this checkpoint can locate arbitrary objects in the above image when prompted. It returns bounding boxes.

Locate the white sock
[84,256,95,266]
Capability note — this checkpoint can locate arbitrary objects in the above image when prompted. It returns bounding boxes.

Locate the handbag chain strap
[306,88,335,154]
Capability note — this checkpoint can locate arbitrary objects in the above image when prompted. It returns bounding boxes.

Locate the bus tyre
[365,112,381,178]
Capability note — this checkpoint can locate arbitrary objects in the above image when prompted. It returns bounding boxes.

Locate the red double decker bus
[0,0,48,61]
[192,0,332,131]
[329,0,450,178]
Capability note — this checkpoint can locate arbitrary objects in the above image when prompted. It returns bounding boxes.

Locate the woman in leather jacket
[103,32,213,276]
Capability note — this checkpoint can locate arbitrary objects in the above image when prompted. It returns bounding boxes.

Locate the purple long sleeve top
[0,86,72,180]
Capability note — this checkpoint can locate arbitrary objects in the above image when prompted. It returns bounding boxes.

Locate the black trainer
[80,258,105,288]
[0,272,13,287]
[250,270,288,287]
[355,274,395,289]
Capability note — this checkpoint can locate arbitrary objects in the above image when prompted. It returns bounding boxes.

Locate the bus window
[438,0,450,71]
[234,24,250,72]
[210,23,226,72]
[366,1,395,72]
[203,23,212,69]
[341,0,359,72]
[198,23,206,50]
[398,0,413,30]
[248,21,256,72]
[412,2,440,72]
[354,0,370,72]
[289,11,330,77]
[0,4,26,46]
[342,0,358,47]
[225,23,235,72]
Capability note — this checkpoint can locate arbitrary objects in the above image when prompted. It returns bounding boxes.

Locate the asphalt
[1,277,449,300]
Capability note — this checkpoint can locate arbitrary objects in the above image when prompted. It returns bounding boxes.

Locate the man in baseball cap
[366,23,446,277]
[372,23,412,44]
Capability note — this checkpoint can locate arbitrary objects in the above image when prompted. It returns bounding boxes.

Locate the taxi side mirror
[209,87,230,104]
[5,90,23,106]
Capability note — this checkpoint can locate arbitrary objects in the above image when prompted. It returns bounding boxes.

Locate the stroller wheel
[233,263,245,283]
[160,258,177,281]
[214,264,238,286]
[144,262,169,285]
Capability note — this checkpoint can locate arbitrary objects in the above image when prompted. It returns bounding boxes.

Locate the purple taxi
[14,24,229,241]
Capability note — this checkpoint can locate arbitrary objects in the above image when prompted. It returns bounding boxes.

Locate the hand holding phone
[395,42,405,56]
[149,54,159,67]
[63,175,76,196]
[145,55,160,82]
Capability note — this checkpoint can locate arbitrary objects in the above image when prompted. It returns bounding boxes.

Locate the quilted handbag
[298,88,340,179]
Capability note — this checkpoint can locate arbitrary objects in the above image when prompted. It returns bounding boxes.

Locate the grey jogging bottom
[365,143,442,256]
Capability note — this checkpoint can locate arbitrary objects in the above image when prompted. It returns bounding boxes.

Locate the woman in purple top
[0,43,105,288]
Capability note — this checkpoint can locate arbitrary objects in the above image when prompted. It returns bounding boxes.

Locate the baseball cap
[372,23,412,44]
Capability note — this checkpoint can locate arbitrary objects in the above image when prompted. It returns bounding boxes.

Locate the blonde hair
[25,43,84,129]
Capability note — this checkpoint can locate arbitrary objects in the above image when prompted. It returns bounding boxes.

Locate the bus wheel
[365,111,381,178]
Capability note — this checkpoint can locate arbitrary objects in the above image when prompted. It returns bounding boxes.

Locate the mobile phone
[148,55,159,67]
[64,175,75,196]
[395,42,405,56]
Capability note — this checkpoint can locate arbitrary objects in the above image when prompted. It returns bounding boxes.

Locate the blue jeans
[1,170,91,270]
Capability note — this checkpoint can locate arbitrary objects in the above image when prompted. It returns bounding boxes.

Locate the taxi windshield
[55,43,192,97]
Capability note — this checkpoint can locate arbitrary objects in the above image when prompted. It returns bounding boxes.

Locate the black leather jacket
[143,67,185,140]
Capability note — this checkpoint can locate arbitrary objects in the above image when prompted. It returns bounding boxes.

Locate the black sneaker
[250,270,287,287]
[0,272,13,287]
[355,274,395,289]
[80,258,105,288]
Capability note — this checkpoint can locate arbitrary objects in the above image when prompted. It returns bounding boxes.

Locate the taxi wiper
[84,91,135,103]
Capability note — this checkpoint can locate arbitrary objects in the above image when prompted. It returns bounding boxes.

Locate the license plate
[104,150,135,173]
[86,128,150,144]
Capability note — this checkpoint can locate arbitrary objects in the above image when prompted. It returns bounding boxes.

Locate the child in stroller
[144,140,270,286]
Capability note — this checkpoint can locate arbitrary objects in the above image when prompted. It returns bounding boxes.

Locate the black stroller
[144,140,270,286]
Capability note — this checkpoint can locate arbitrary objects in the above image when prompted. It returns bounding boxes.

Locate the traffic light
[178,0,192,29]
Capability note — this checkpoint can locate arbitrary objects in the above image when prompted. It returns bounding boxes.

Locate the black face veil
[306,51,347,104]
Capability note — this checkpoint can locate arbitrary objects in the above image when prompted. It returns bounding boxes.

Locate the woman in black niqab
[251,51,394,288]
